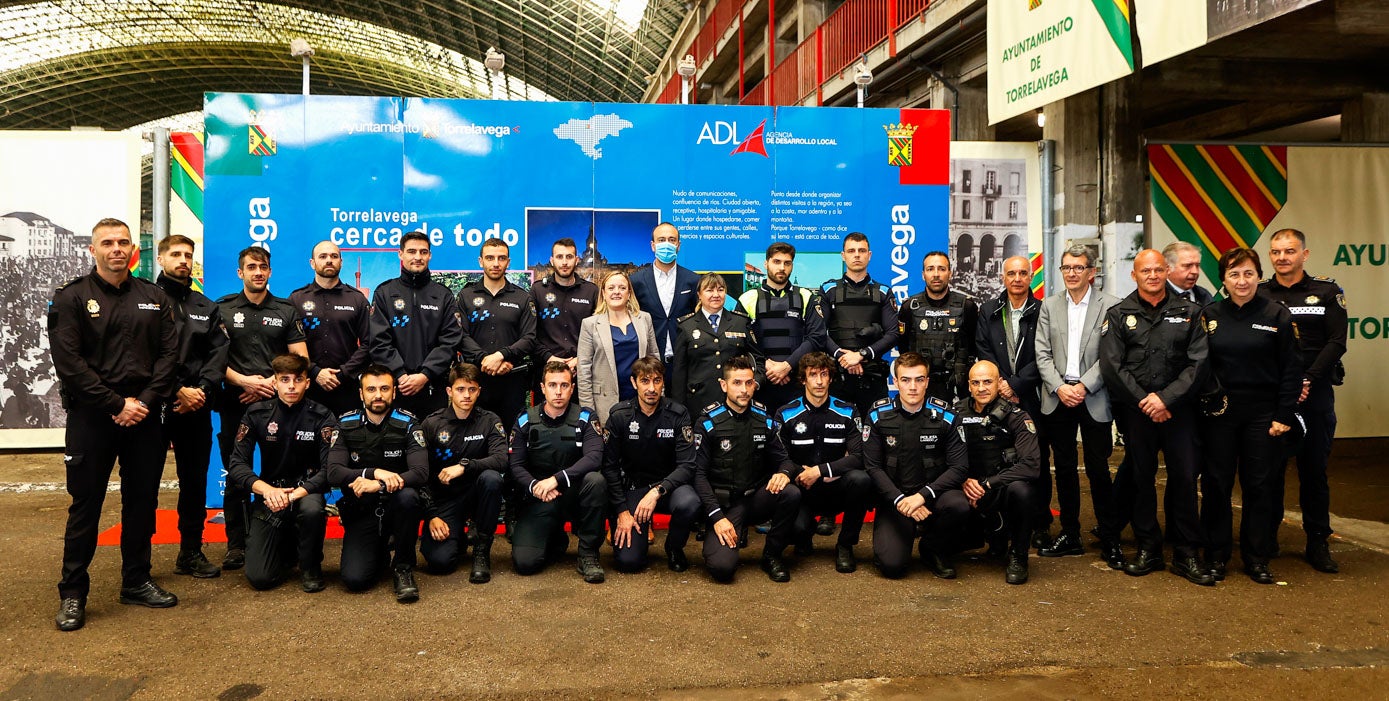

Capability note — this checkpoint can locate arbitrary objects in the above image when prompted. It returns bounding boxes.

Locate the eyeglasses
[1058,265,1092,273]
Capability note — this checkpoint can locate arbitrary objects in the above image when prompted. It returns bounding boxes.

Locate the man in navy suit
[975,255,1050,549]
[1164,241,1215,306]
[630,222,700,373]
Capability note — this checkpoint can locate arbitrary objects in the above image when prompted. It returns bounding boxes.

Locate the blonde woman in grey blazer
[578,270,659,426]
[1034,244,1124,566]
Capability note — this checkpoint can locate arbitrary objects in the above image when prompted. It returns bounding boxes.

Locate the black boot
[1306,540,1340,573]
[577,549,605,584]
[1005,552,1029,585]
[393,566,419,603]
[174,549,222,578]
[470,536,493,584]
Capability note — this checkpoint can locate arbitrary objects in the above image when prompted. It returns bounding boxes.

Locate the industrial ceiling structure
[0,0,691,132]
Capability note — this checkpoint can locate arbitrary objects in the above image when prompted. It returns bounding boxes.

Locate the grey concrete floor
[0,440,1385,699]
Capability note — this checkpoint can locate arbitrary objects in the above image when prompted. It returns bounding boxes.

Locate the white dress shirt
[653,264,677,355]
[1064,286,1091,381]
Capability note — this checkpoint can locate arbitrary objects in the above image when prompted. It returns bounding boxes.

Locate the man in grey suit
[1034,244,1124,568]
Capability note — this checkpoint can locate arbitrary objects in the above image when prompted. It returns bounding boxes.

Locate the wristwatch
[653,484,668,497]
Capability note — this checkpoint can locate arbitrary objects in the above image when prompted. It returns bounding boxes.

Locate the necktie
[709,313,719,330]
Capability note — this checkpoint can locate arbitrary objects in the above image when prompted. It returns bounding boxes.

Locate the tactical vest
[741,286,810,359]
[702,404,773,497]
[825,281,885,349]
[959,399,1016,479]
[905,292,967,374]
[522,403,589,478]
[869,400,953,493]
[337,409,412,470]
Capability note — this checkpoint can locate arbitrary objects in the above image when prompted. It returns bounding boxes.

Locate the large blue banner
[202,93,951,506]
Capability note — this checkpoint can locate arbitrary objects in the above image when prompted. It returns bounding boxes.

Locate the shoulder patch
[701,418,714,432]
[516,413,530,428]
[779,400,807,423]
[578,408,593,422]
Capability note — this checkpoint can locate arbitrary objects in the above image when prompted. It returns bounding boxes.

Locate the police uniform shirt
[217,290,306,377]
[862,398,967,506]
[531,276,599,363]
[955,397,1041,488]
[735,283,827,365]
[49,269,179,412]
[227,397,337,493]
[157,273,229,397]
[289,280,372,382]
[692,401,794,522]
[508,406,604,493]
[601,397,697,508]
[1098,290,1209,409]
[1201,295,1303,425]
[899,290,978,376]
[671,308,765,410]
[322,408,429,490]
[368,271,464,383]
[418,406,509,514]
[1258,273,1348,385]
[819,274,900,360]
[774,396,863,479]
[457,280,537,364]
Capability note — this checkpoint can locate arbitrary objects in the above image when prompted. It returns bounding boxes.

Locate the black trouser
[1274,381,1335,542]
[480,371,528,432]
[873,490,970,578]
[420,471,504,574]
[1118,404,1203,560]
[1023,405,1054,532]
[755,378,802,416]
[338,488,422,591]
[308,377,360,417]
[702,485,802,582]
[963,480,1035,557]
[794,470,872,548]
[611,484,701,572]
[392,383,447,420]
[58,406,165,600]
[1041,402,1118,542]
[165,405,213,552]
[511,471,607,575]
[216,398,251,551]
[831,362,889,418]
[245,495,327,590]
[1201,399,1281,566]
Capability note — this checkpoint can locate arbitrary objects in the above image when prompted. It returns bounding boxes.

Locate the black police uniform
[694,401,799,582]
[227,397,337,590]
[49,269,178,602]
[956,396,1041,560]
[863,397,970,578]
[1199,295,1302,573]
[601,397,700,572]
[368,268,464,417]
[323,407,429,591]
[157,273,229,559]
[1099,290,1209,567]
[737,283,827,410]
[975,292,1050,537]
[289,280,372,415]
[898,290,977,403]
[1259,272,1347,550]
[774,396,870,553]
[457,279,537,429]
[216,290,305,556]
[819,275,899,416]
[417,406,508,574]
[531,275,599,404]
[671,308,766,418]
[508,404,607,575]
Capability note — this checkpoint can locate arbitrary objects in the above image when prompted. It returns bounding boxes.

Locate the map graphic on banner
[988,0,1135,124]
[201,93,953,505]
[1149,143,1386,438]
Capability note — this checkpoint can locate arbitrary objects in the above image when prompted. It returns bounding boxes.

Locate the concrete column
[954,83,994,141]
[1342,93,1389,142]
[1099,73,1146,295]
[1044,87,1103,288]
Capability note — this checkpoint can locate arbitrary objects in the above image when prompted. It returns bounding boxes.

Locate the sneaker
[174,549,222,578]
[393,566,419,603]
[221,548,246,571]
[56,598,85,632]
[577,550,605,584]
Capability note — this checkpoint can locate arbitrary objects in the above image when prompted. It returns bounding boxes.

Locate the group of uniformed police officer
[49,219,1346,632]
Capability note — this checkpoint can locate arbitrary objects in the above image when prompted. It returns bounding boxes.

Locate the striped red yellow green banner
[1149,143,1288,285]
[1092,0,1134,70]
[1029,251,1045,299]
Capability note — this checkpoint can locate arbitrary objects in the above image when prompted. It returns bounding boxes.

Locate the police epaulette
[1314,275,1338,283]
[702,402,723,416]
[338,410,364,429]
[870,397,893,410]
[677,311,699,323]
[388,409,415,428]
[926,396,949,410]
[55,276,83,292]
[828,404,855,420]
[705,404,728,421]
[749,400,767,416]
[778,400,807,422]
[725,306,750,319]
[216,292,239,303]
[820,281,836,293]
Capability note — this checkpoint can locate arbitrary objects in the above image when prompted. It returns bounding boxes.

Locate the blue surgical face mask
[654,241,678,264]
